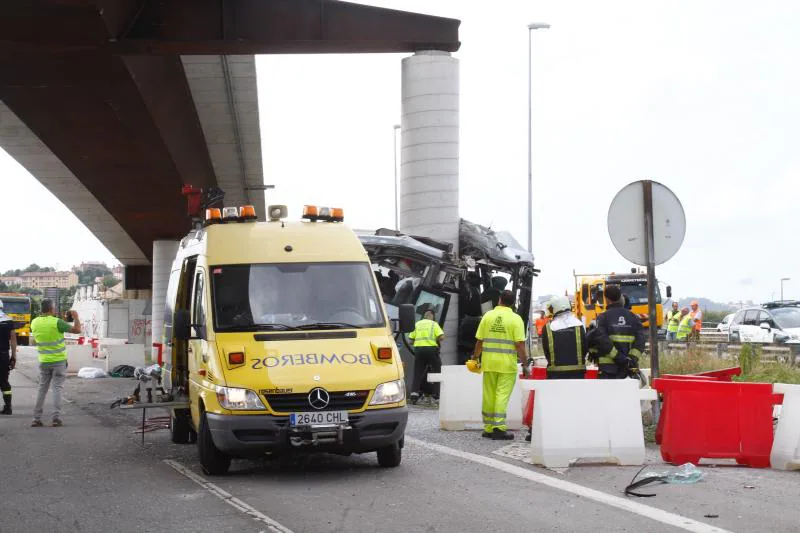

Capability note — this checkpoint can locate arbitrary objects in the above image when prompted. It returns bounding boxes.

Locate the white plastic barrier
[104,344,146,372]
[66,345,104,373]
[100,337,129,347]
[427,365,523,431]
[520,379,653,468]
[771,383,800,471]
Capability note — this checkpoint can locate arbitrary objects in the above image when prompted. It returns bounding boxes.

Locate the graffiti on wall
[130,319,152,343]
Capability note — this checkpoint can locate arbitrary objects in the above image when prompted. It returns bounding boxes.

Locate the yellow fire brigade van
[164,204,415,475]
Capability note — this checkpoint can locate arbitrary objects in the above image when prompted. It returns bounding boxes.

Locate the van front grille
[264,390,369,413]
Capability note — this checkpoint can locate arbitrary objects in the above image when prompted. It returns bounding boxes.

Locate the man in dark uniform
[588,285,645,379]
[0,300,17,415]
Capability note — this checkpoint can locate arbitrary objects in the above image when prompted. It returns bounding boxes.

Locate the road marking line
[163,460,295,533]
[406,437,732,533]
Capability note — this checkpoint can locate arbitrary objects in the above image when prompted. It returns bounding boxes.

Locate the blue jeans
[666,331,677,342]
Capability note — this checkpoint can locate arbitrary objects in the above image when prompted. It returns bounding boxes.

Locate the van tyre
[170,409,195,444]
[377,441,402,468]
[198,412,231,475]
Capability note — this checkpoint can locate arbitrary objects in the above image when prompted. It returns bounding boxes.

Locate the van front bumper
[205,407,408,457]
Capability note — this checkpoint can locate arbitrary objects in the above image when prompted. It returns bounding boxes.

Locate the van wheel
[377,441,402,468]
[170,409,195,444]
[198,412,231,475]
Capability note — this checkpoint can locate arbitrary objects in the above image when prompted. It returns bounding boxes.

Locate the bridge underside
[0,0,460,268]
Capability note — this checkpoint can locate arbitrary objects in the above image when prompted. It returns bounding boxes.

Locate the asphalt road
[0,347,797,533]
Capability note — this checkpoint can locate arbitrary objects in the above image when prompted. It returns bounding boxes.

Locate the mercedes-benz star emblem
[308,387,330,410]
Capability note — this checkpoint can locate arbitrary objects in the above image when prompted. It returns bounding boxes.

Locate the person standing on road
[30,299,81,427]
[472,290,527,440]
[408,310,444,405]
[665,302,681,342]
[588,285,645,379]
[676,307,693,342]
[689,301,703,342]
[0,301,17,415]
[541,296,588,380]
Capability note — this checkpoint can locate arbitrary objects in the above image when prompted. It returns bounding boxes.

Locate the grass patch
[642,343,800,384]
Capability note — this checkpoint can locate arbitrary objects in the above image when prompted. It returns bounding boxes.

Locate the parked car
[728,302,800,344]
[716,313,734,333]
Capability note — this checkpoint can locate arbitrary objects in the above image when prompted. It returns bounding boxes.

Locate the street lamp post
[527,22,550,253]
[393,124,401,230]
[781,277,790,301]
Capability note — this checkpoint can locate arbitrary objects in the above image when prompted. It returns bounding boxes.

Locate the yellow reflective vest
[676,315,693,340]
[476,306,525,373]
[666,310,681,333]
[31,315,68,363]
[409,319,444,348]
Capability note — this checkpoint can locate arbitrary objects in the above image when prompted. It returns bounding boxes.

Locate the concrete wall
[71,298,150,344]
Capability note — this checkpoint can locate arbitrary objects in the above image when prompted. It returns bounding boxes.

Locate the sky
[1,0,799,304]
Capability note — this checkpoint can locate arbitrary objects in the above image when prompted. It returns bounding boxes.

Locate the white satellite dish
[607,181,686,266]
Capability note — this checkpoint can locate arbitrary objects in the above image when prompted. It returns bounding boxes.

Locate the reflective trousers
[482,371,517,432]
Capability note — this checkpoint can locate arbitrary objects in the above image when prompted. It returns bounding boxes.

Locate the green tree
[102,275,120,289]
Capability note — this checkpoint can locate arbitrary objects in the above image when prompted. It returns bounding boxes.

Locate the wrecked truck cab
[358,220,538,377]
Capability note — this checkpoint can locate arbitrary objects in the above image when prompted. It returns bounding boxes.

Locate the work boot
[1,404,11,415]
[491,429,514,441]
[525,432,532,442]
[31,420,43,427]
[481,431,493,439]
[409,392,420,405]
[52,419,63,427]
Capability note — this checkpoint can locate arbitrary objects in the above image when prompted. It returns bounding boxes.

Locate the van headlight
[216,386,265,410]
[369,379,406,405]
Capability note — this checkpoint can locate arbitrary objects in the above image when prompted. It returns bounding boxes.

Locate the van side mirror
[666,286,672,298]
[760,322,771,330]
[174,310,191,341]
[398,304,416,333]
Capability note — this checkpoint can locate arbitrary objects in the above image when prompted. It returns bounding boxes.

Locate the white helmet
[547,296,571,316]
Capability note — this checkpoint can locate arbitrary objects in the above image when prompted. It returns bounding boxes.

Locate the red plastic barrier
[520,367,547,428]
[653,378,781,468]
[693,367,742,381]
[655,367,742,444]
[153,343,164,366]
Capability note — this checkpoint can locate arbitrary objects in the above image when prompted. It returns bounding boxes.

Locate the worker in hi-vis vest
[676,307,693,342]
[665,301,681,342]
[408,309,444,405]
[30,299,81,427]
[472,290,527,441]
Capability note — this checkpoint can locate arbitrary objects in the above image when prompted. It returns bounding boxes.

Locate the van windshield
[211,262,386,331]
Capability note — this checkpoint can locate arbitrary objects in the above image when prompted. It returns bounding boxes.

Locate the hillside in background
[673,297,738,312]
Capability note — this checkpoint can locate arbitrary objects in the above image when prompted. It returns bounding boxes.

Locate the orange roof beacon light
[302,205,319,221]
[205,208,222,225]
[240,205,257,221]
[222,206,239,221]
[330,208,344,222]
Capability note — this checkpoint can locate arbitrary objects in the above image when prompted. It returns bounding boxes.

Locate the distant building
[77,261,108,273]
[20,271,79,289]
[112,265,124,281]
[0,276,24,286]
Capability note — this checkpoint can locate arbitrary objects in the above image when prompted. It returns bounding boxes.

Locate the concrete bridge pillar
[400,50,460,365]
